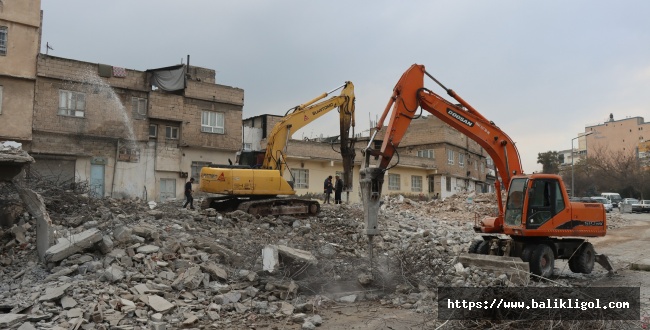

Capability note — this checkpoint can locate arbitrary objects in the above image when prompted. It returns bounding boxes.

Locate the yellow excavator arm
[262,81,356,179]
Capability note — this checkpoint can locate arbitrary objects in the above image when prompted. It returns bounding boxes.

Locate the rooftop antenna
[46,42,53,55]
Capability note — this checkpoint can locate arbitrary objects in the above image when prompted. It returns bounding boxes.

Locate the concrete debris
[44,228,102,262]
[0,185,625,329]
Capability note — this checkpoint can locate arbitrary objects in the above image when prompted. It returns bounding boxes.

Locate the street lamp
[571,131,594,197]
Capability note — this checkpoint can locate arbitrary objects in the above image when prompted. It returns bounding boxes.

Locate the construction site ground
[0,185,648,329]
[309,211,650,330]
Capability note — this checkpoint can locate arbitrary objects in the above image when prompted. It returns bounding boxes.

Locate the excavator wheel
[570,242,595,274]
[476,241,490,255]
[520,244,536,263]
[468,240,482,254]
[529,244,555,278]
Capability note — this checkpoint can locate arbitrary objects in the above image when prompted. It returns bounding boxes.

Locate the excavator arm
[263,81,356,189]
[361,64,524,239]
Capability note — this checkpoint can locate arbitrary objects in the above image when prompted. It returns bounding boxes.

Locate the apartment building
[0,0,41,143]
[29,55,244,201]
[585,114,650,157]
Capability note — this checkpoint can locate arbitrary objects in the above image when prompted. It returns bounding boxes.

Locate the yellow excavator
[199,82,356,216]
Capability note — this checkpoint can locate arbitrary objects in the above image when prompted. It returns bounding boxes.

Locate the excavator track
[202,196,320,217]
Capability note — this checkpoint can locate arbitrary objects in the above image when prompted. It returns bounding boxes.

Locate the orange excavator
[360,64,612,277]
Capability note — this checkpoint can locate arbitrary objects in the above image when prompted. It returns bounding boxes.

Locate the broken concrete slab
[44,228,102,263]
[136,244,160,254]
[630,259,650,271]
[277,245,318,266]
[15,186,54,261]
[200,262,228,282]
[0,313,28,328]
[457,253,530,285]
[147,295,174,313]
[171,266,203,291]
[38,283,71,302]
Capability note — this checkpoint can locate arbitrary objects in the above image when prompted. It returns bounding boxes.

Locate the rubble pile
[0,186,631,329]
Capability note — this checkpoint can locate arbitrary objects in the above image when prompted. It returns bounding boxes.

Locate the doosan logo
[447,109,474,127]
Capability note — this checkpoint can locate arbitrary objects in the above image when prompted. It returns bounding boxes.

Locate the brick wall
[185,80,244,105]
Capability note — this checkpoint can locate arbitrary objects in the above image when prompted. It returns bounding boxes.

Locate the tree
[537,151,562,174]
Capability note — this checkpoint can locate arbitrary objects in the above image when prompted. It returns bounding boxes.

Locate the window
[0,85,3,114]
[487,157,494,166]
[459,154,465,167]
[291,169,309,189]
[474,160,478,171]
[118,146,140,163]
[446,176,452,192]
[165,126,179,139]
[0,27,6,56]
[417,149,434,159]
[191,161,211,180]
[480,162,484,173]
[388,173,400,190]
[132,97,147,116]
[411,176,422,192]
[149,124,157,138]
[447,149,454,165]
[58,90,86,117]
[201,111,225,134]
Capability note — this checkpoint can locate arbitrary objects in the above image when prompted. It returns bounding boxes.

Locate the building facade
[0,0,41,143]
[585,114,650,158]
[29,55,244,201]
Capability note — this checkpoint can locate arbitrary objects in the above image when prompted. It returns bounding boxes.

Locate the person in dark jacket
[183,178,195,210]
[323,175,333,204]
[334,175,344,204]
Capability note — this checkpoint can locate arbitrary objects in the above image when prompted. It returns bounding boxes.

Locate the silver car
[590,197,613,213]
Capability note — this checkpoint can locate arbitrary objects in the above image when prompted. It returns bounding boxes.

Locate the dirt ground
[275,212,650,330]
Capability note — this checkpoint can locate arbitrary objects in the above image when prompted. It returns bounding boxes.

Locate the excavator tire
[529,244,554,278]
[571,242,595,274]
[468,240,482,254]
[521,244,536,262]
[476,241,490,255]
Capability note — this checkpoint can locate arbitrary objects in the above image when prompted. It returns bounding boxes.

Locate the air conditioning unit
[179,171,188,178]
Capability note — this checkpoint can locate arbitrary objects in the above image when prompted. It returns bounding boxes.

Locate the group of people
[323,175,344,204]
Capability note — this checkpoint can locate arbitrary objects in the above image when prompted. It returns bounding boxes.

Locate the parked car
[619,198,639,208]
[632,200,650,213]
[601,192,622,208]
[590,197,613,213]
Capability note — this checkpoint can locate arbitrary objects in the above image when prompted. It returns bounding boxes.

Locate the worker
[323,176,333,204]
[334,175,344,204]
[183,178,195,210]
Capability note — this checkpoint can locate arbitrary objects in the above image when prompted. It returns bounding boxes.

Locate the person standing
[183,177,195,210]
[323,175,333,204]
[334,175,344,204]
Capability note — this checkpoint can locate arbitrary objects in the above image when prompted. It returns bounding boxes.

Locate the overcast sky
[40,0,650,173]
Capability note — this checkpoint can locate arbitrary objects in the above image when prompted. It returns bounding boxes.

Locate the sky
[40,0,650,173]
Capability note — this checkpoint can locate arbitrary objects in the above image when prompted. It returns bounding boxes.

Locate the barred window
[191,161,212,180]
[459,154,465,168]
[291,169,309,189]
[132,97,147,116]
[0,27,7,56]
[388,173,400,190]
[411,175,422,192]
[447,149,454,165]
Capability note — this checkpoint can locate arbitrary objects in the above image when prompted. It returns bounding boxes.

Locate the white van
[601,192,622,208]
